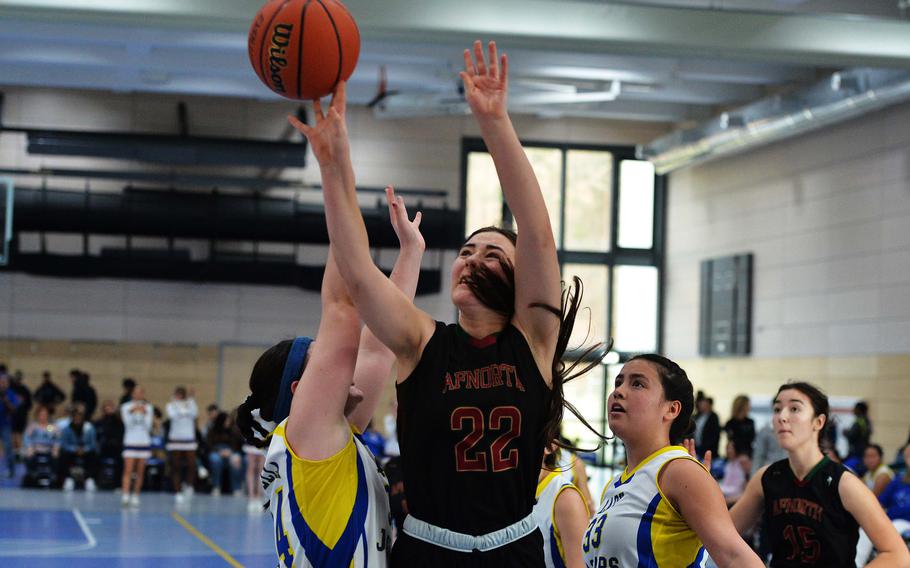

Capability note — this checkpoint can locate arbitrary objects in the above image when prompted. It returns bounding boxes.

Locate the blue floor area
[0,488,276,567]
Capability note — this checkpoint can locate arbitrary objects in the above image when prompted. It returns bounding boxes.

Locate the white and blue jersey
[262,419,391,567]
[533,471,587,568]
[582,446,706,568]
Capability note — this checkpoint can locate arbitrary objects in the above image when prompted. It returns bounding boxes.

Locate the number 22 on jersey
[450,406,521,473]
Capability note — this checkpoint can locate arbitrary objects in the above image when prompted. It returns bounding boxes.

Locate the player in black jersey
[730,382,910,568]
[289,40,604,567]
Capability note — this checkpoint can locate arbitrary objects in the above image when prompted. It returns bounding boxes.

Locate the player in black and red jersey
[289,40,603,567]
[730,382,910,567]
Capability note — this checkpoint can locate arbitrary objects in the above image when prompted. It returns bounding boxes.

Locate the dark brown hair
[775,381,830,446]
[627,354,695,445]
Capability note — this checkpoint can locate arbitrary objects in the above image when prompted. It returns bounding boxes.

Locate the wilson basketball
[248,0,360,100]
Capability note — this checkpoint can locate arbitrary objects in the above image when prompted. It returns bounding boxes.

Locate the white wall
[0,86,670,344]
[664,100,910,359]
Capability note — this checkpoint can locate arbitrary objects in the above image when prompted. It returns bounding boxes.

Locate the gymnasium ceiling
[0,0,909,125]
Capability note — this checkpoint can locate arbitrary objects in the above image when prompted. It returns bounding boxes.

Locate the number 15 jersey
[762,457,858,567]
[582,446,706,568]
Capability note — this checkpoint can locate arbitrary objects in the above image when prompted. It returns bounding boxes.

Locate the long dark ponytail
[537,276,610,452]
[235,340,294,448]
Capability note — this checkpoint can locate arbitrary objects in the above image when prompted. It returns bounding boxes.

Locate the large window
[461,139,665,464]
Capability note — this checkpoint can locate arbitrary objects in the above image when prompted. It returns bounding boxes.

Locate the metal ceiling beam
[2,0,910,68]
[376,94,707,122]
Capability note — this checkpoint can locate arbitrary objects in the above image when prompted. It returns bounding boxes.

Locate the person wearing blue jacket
[59,404,98,491]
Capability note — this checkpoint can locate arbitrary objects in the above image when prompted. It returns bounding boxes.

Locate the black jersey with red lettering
[762,457,859,567]
[396,322,551,536]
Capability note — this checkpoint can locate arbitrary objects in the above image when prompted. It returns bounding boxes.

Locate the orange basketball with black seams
[248,0,360,100]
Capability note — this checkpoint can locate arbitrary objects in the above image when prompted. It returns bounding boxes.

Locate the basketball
[248,0,360,100]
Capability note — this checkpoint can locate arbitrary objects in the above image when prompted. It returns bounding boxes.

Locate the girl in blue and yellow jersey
[582,355,763,568]
[235,187,424,568]
[534,445,590,568]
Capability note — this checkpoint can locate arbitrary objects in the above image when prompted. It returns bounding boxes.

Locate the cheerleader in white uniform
[235,186,424,567]
[166,386,198,502]
[121,385,153,507]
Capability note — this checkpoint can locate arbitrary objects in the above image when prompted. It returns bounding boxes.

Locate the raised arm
[461,41,562,372]
[287,84,435,373]
[347,185,425,432]
[283,249,363,461]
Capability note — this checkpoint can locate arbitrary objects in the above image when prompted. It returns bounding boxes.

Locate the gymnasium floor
[0,457,617,567]
[0,482,275,567]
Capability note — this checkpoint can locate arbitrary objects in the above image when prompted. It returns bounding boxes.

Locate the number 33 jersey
[582,446,707,568]
[262,419,392,567]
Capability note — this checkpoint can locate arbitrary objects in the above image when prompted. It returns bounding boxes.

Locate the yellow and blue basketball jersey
[582,446,706,568]
[533,471,587,568]
[262,419,391,567]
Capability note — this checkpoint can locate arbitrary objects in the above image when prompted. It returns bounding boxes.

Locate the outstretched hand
[460,40,508,120]
[287,82,350,167]
[386,186,424,252]
[683,438,712,472]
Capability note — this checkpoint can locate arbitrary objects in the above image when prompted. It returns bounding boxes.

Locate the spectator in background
[70,370,98,421]
[845,400,872,468]
[751,418,786,476]
[242,438,266,512]
[59,405,98,491]
[33,371,65,415]
[205,411,242,495]
[119,378,136,406]
[863,444,895,497]
[694,392,721,459]
[23,405,58,464]
[166,386,198,503]
[0,374,21,478]
[8,369,32,459]
[719,440,751,506]
[855,443,910,566]
[360,420,386,458]
[94,399,124,482]
[201,403,219,438]
[383,398,400,457]
[895,429,910,472]
[724,394,756,458]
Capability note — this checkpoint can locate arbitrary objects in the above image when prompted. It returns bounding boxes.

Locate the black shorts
[391,527,544,568]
